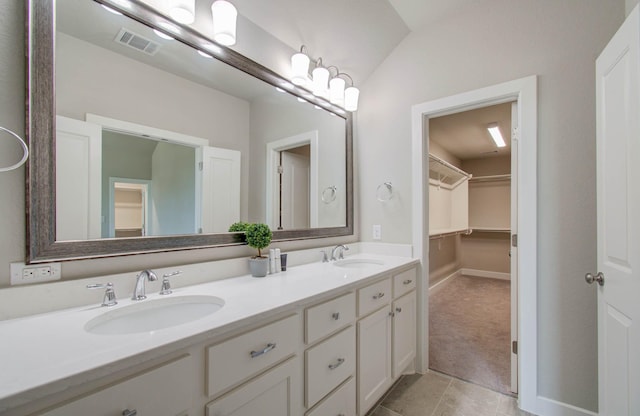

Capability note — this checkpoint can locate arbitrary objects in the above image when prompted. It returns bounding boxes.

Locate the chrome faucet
[330,244,349,261]
[132,269,157,300]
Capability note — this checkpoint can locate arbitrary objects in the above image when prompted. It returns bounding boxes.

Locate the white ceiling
[230,0,476,85]
[429,103,512,160]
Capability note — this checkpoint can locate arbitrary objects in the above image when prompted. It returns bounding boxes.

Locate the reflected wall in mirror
[26,0,353,262]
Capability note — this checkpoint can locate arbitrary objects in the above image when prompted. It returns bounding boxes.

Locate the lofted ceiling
[230,0,476,85]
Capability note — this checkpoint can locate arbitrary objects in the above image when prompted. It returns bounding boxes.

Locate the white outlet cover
[373,224,382,240]
[10,262,62,285]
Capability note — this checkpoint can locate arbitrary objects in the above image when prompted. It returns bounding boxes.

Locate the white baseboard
[461,268,510,280]
[533,396,598,416]
[429,269,461,292]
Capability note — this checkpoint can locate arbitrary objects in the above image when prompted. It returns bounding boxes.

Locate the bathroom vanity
[0,254,418,416]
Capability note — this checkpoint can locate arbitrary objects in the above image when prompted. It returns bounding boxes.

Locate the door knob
[585,272,605,286]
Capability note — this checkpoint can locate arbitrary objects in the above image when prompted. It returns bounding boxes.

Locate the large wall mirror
[26,0,353,263]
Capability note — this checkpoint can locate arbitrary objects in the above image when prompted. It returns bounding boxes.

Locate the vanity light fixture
[312,58,329,98]
[487,123,506,147]
[168,0,195,24]
[290,46,360,111]
[291,46,311,86]
[211,0,238,46]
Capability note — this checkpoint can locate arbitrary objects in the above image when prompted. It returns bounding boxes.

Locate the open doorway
[427,102,516,394]
[109,179,151,238]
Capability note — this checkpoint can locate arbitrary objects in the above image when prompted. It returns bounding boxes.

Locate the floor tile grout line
[428,376,453,416]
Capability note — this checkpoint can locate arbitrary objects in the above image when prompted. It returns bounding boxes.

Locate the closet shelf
[428,154,472,189]
[429,228,472,239]
[468,227,511,233]
[469,174,511,183]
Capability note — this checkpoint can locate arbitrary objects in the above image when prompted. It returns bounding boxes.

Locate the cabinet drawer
[42,355,193,416]
[207,314,300,397]
[306,377,356,416]
[305,326,356,408]
[393,268,416,298]
[305,292,355,344]
[358,278,391,316]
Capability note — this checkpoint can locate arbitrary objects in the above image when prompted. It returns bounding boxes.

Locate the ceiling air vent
[114,28,160,56]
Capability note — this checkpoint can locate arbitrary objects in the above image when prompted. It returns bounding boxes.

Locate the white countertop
[0,253,418,412]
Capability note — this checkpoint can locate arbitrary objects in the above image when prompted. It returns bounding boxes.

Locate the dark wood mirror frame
[25,0,353,263]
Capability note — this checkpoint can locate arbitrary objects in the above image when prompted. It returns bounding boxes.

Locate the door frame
[108,178,151,237]
[265,131,319,229]
[411,76,537,411]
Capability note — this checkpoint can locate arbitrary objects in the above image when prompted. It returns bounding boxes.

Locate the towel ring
[376,182,393,202]
[0,126,29,172]
[322,186,337,204]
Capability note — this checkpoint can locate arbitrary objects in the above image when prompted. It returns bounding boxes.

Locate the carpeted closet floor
[429,275,511,394]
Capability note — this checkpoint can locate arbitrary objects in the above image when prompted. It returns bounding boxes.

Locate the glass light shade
[344,86,360,112]
[291,53,310,86]
[168,0,195,24]
[329,77,345,105]
[211,0,237,46]
[312,66,329,97]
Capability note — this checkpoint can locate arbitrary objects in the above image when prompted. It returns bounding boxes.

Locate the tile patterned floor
[367,371,535,416]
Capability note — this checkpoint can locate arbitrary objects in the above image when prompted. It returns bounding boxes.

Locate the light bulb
[312,66,329,97]
[329,77,345,105]
[212,0,237,46]
[291,52,310,86]
[169,0,195,24]
[344,86,359,112]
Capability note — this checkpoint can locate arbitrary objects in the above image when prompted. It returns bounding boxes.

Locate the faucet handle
[160,271,181,295]
[87,282,117,307]
[320,250,329,263]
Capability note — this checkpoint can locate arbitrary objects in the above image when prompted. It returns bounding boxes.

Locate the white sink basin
[85,295,224,335]
[333,258,385,268]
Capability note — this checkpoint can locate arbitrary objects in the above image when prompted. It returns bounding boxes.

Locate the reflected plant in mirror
[26,0,353,262]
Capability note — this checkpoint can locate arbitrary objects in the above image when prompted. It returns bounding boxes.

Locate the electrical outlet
[11,262,61,285]
[373,224,382,240]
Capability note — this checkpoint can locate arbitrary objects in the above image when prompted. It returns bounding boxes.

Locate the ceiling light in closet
[487,123,506,147]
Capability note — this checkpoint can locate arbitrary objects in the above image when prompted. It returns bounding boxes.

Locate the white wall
[248,96,347,227]
[357,0,624,411]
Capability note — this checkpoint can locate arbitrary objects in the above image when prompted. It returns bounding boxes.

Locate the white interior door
[279,150,310,230]
[55,115,102,240]
[199,146,241,233]
[595,5,640,415]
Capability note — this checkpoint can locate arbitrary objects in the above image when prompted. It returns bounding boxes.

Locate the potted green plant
[245,223,272,277]
[228,221,250,232]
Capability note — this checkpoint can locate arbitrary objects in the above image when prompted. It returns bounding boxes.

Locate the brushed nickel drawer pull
[328,358,345,370]
[122,410,137,416]
[403,279,413,285]
[396,307,402,313]
[372,292,385,300]
[250,343,276,358]
[332,312,340,320]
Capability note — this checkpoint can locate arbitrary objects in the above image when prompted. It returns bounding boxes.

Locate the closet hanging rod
[429,229,472,239]
[469,174,511,183]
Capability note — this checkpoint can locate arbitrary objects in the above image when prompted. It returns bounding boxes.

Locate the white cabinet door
[595,5,640,415]
[206,357,301,416]
[357,305,392,415]
[392,291,416,378]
